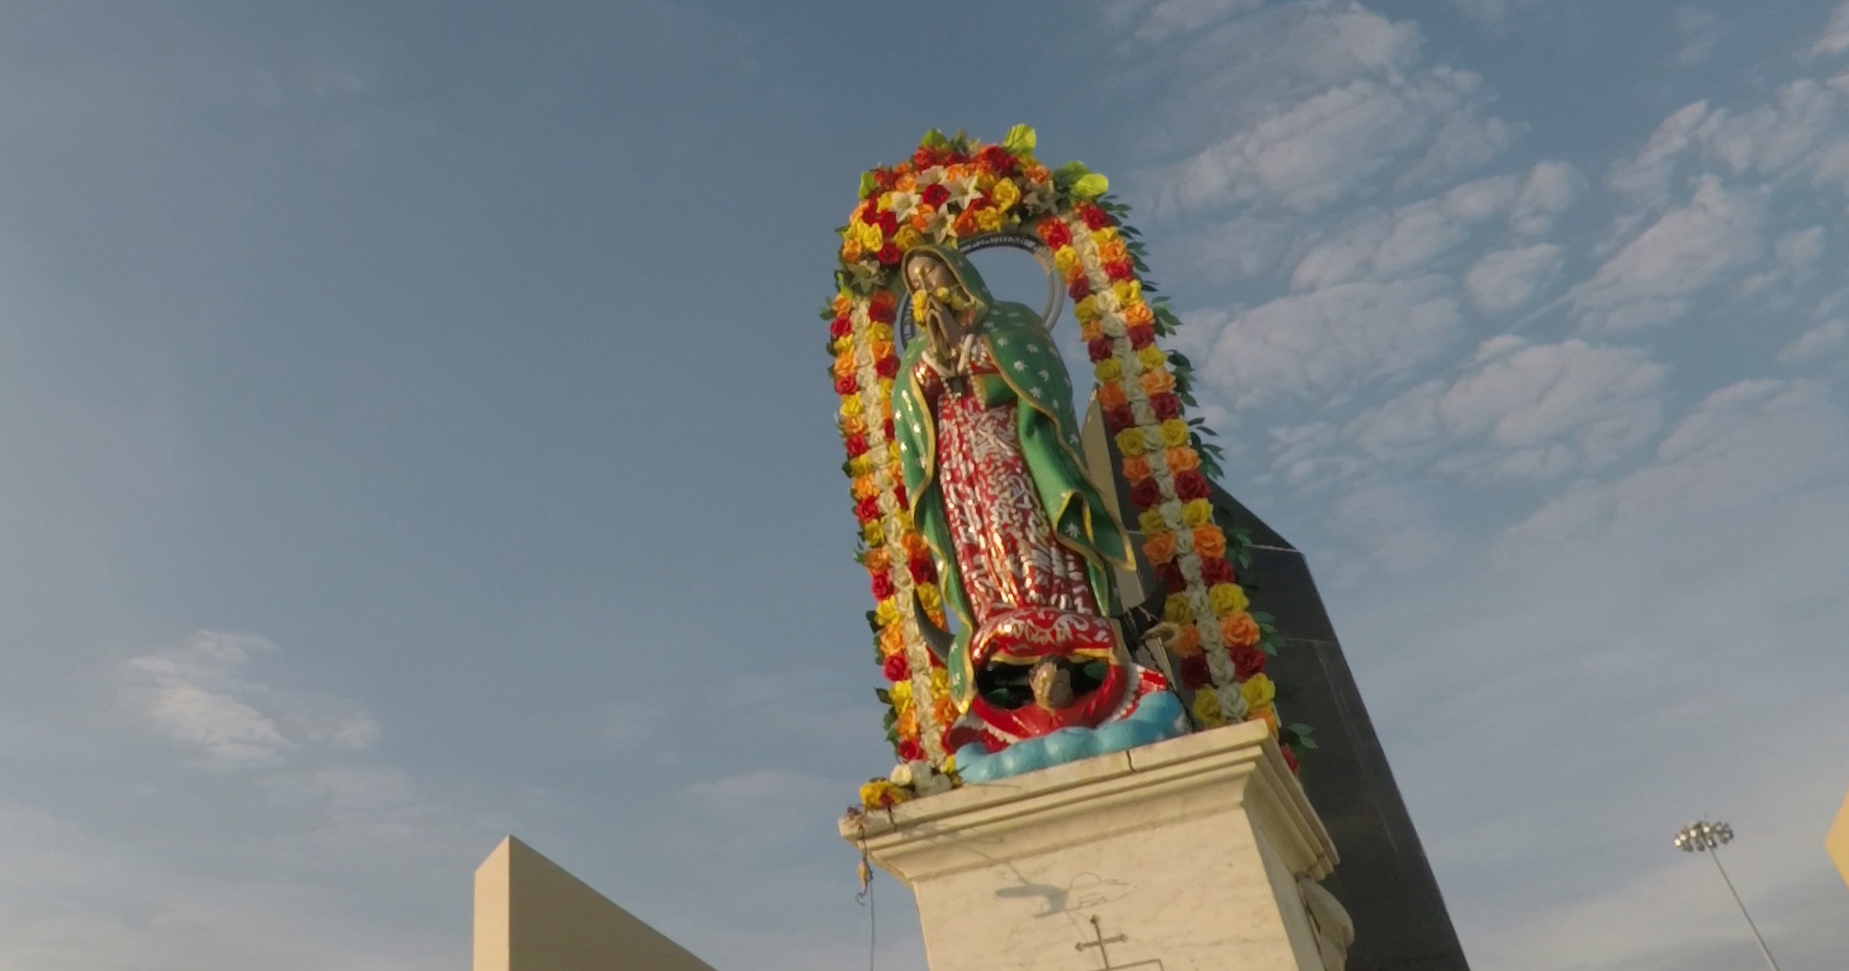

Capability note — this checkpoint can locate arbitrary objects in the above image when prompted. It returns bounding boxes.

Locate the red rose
[1231,645,1266,680]
[893,484,908,508]
[877,243,901,265]
[1037,219,1071,249]
[870,572,895,600]
[921,183,950,208]
[835,375,858,395]
[1178,652,1211,689]
[882,418,895,440]
[1174,470,1210,501]
[1068,276,1092,300]
[1105,258,1134,281]
[1151,393,1182,421]
[876,210,898,236]
[1104,405,1136,434]
[1155,561,1187,593]
[830,315,853,339]
[1080,205,1114,230]
[897,738,925,762]
[909,556,936,584]
[1126,324,1155,348]
[1201,557,1234,586]
[978,145,1017,174]
[1282,747,1300,773]
[845,434,869,457]
[1087,337,1116,363]
[869,290,897,323]
[883,652,910,682]
[876,354,899,379]
[855,496,881,523]
[858,200,879,224]
[1129,478,1163,510]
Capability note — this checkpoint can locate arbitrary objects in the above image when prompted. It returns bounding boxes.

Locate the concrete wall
[474,836,718,971]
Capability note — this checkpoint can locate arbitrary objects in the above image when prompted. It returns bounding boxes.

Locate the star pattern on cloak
[1038,369,1050,380]
[1063,521,1081,538]
[1029,386,1044,398]
[1013,361,1027,372]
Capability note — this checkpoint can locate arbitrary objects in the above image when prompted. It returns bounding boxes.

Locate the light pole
[1673,820,1780,971]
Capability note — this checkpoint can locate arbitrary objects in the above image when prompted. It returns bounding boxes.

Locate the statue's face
[903,253,957,295]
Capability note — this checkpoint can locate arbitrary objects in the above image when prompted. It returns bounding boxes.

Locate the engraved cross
[1074,915,1128,967]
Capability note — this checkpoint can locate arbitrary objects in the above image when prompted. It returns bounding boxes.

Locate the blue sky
[2,1,1848,969]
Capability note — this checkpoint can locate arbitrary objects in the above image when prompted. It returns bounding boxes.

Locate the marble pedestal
[841,721,1351,971]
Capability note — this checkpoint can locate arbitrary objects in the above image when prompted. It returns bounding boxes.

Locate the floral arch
[822,127,1296,783]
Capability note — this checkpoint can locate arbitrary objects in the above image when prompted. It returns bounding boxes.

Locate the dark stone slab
[1211,485,1472,971]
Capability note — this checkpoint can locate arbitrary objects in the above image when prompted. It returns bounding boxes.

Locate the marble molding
[841,720,1353,971]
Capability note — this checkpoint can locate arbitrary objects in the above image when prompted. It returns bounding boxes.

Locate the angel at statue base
[891,244,1186,780]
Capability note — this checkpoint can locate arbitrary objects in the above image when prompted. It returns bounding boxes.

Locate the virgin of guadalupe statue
[892,244,1173,756]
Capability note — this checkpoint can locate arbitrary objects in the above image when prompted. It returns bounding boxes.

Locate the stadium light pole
[1673,820,1780,971]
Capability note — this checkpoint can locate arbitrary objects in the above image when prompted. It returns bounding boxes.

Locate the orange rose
[1026,163,1051,183]
[878,624,904,657]
[839,415,866,436]
[1122,301,1154,327]
[1139,369,1176,397]
[853,475,880,501]
[1221,612,1261,650]
[1172,624,1202,657]
[945,164,972,181]
[834,294,854,315]
[842,240,864,263]
[871,341,895,365]
[833,353,856,380]
[896,172,917,191]
[1143,531,1178,564]
[952,207,982,238]
[1098,239,1129,263]
[901,532,930,558]
[1097,381,1128,409]
[1165,447,1200,473]
[909,206,934,231]
[1079,320,1104,342]
[1193,524,1227,560]
[897,707,919,740]
[1122,455,1151,484]
[864,546,890,572]
[934,695,958,725]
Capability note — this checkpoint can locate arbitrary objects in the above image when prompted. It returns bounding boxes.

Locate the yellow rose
[1208,582,1249,617]
[1161,419,1190,448]
[1164,593,1193,625]
[849,455,874,477]
[1115,428,1147,457]
[1191,689,1226,728]
[917,583,942,612]
[875,597,900,627]
[840,395,864,418]
[1095,358,1123,382]
[894,226,924,251]
[1090,227,1119,246]
[1182,499,1215,526]
[889,679,913,711]
[858,222,884,251]
[1054,247,1078,275]
[929,667,950,697]
[861,780,910,810]
[1137,508,1168,535]
[1138,346,1166,371]
[975,207,1004,232]
[1112,280,1141,306]
[1073,296,1100,323]
[1240,673,1276,712]
[862,521,884,546]
[990,179,1021,211]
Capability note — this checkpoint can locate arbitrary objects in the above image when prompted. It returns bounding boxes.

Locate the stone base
[841,720,1351,971]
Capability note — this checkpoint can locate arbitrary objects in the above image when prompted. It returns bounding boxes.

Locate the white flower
[914,167,947,187]
[889,763,915,787]
[944,174,981,209]
[885,190,921,220]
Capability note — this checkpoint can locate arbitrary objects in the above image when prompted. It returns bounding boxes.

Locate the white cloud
[1133,0,1266,41]
[123,631,378,766]
[1673,8,1727,67]
[1607,101,1711,207]
[1147,4,1516,216]
[1778,318,1849,364]
[1509,160,1581,235]
[1465,244,1564,314]
[1195,275,1464,408]
[1348,337,1666,481]
[1809,0,1849,58]
[1505,378,1849,544]
[1572,176,1765,332]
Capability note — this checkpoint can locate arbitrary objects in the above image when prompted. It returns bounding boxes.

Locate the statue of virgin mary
[892,244,1173,759]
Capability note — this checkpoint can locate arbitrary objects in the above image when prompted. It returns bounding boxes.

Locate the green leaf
[920,128,950,149]
[875,688,892,705]
[1003,124,1037,155]
[883,709,898,729]
[1071,173,1110,200]
[1052,161,1091,186]
[865,610,880,631]
[859,171,878,199]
